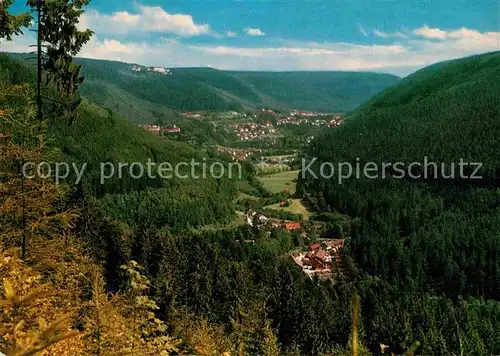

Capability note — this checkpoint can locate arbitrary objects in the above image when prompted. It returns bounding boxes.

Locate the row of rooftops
[245,210,302,231]
[303,239,345,267]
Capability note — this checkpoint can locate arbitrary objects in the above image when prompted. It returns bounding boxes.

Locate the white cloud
[246,28,265,36]
[226,31,238,38]
[413,24,448,39]
[2,25,498,76]
[80,5,211,37]
[410,25,499,55]
[0,34,33,53]
[195,43,407,58]
[447,27,483,39]
[374,29,409,39]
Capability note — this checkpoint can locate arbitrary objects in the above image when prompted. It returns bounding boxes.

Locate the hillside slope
[308,51,500,175]
[75,57,399,121]
[299,51,500,301]
[230,70,399,113]
[0,53,237,230]
[3,52,400,122]
[361,50,500,110]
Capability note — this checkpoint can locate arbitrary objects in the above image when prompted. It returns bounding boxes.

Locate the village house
[216,146,262,161]
[313,248,331,267]
[303,244,331,270]
[325,239,345,253]
[246,210,268,227]
[309,242,320,251]
[283,222,301,231]
[291,239,346,281]
[163,126,181,134]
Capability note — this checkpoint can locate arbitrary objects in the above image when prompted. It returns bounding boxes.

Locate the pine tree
[0,82,74,257]
[119,260,180,354]
[27,0,94,123]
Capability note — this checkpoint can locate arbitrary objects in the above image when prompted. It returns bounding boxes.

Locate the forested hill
[3,53,398,120]
[305,51,500,176]
[299,51,500,299]
[76,57,399,114]
[361,50,500,110]
[0,53,237,231]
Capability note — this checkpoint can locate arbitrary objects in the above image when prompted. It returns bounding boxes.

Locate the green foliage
[47,99,205,195]
[0,0,32,41]
[1,53,239,236]
[4,23,500,354]
[231,70,400,112]
[96,184,235,232]
[0,82,75,258]
[27,0,94,122]
[75,58,399,119]
[298,52,500,353]
[0,53,35,84]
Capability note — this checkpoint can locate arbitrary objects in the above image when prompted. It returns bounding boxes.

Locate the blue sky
[4,0,500,76]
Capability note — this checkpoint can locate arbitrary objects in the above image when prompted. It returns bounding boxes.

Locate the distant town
[138,108,342,148]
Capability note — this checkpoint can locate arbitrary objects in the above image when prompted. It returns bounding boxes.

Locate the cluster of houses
[131,65,171,75]
[138,124,181,135]
[290,110,332,117]
[216,146,262,161]
[276,117,308,126]
[276,115,344,127]
[245,210,301,231]
[232,121,276,141]
[292,239,345,280]
[261,108,341,120]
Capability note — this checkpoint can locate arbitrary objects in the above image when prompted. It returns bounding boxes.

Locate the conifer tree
[27,0,94,124]
[0,82,73,257]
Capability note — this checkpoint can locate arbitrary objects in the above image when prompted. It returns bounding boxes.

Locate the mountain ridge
[2,52,401,122]
[72,56,400,118]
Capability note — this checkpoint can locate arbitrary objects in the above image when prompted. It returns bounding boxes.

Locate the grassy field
[258,170,300,194]
[255,164,291,175]
[264,199,311,220]
[236,180,261,196]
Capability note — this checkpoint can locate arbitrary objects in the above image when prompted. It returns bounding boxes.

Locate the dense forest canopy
[1,1,500,351]
[297,51,500,351]
[3,54,399,120]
